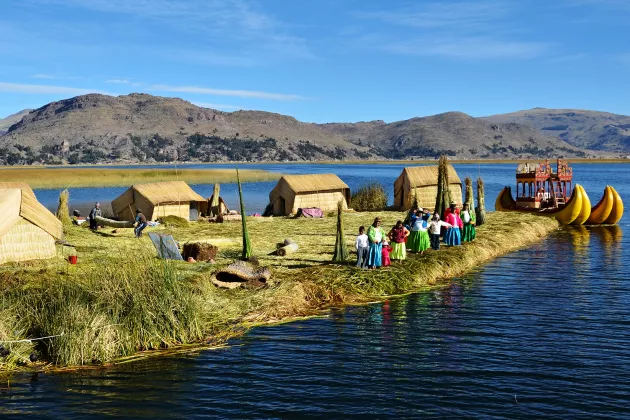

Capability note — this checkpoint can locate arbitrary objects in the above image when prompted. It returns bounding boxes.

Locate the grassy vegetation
[0,211,559,372]
[350,183,388,211]
[0,167,281,189]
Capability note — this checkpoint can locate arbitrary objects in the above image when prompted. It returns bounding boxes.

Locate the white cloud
[193,102,243,110]
[549,53,587,63]
[0,82,105,95]
[355,1,551,61]
[31,74,57,79]
[105,79,131,84]
[358,1,510,30]
[150,84,305,101]
[385,38,549,60]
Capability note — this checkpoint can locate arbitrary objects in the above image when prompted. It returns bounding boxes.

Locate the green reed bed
[0,211,559,372]
[0,167,281,189]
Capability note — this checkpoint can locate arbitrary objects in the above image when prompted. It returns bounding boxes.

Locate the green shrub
[351,183,388,211]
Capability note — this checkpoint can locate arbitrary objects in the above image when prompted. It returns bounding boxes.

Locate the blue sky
[1,0,629,122]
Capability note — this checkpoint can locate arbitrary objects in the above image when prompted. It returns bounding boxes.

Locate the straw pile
[56,189,72,226]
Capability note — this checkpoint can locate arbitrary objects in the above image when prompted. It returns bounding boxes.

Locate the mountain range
[0,93,625,165]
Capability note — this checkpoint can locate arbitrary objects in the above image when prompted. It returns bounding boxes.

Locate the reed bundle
[476,177,487,226]
[55,189,72,227]
[332,200,349,262]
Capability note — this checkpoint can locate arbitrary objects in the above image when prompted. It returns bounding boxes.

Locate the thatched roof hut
[267,174,350,216]
[0,187,63,265]
[111,181,206,221]
[393,165,463,210]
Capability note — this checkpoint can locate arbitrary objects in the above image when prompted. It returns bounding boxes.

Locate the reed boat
[495,159,623,225]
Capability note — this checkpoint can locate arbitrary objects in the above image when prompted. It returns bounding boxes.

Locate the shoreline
[0,211,560,375]
[0,156,628,170]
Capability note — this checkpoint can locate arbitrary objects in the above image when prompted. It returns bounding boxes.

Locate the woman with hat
[408,208,431,254]
[367,217,386,269]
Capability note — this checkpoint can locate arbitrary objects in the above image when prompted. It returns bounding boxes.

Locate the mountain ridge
[0,93,602,165]
[483,108,630,152]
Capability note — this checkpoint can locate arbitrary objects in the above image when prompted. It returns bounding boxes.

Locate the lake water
[3,163,630,418]
[32,162,622,215]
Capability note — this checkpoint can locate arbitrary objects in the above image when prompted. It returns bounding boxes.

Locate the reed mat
[0,211,559,373]
[0,167,281,189]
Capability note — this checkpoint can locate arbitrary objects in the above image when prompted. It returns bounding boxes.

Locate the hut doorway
[189,201,199,221]
[273,197,286,215]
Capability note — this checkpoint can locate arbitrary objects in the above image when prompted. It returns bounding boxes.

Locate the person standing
[88,202,101,231]
[444,207,462,246]
[388,220,410,262]
[408,209,431,254]
[134,209,148,238]
[461,203,476,242]
[428,213,451,251]
[355,226,369,269]
[367,217,386,269]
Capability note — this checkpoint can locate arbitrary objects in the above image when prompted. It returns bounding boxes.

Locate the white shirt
[428,220,450,235]
[355,234,369,249]
[462,210,471,223]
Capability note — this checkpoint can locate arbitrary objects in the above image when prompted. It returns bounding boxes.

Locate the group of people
[87,202,148,238]
[354,202,477,269]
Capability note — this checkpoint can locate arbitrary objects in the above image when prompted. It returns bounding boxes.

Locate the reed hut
[267,174,350,216]
[0,187,63,265]
[111,181,206,221]
[393,165,463,210]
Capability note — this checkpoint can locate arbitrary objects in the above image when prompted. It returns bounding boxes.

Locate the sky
[1,0,629,123]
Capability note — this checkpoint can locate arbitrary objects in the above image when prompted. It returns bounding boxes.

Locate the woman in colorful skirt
[388,220,410,261]
[408,209,431,254]
[461,203,476,242]
[444,207,462,246]
[367,217,386,269]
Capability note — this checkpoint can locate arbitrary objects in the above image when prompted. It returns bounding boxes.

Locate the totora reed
[0,211,559,372]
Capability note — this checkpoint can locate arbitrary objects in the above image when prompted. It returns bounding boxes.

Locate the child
[428,213,451,251]
[381,240,392,267]
[355,226,369,269]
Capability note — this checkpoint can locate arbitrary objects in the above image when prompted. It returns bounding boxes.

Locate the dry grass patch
[0,211,559,371]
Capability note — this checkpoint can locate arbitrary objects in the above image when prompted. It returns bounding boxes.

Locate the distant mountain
[0,109,32,135]
[320,111,587,160]
[483,108,630,152]
[0,93,596,165]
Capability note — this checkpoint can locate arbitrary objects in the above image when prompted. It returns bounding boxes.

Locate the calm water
[3,163,630,418]
[33,162,622,215]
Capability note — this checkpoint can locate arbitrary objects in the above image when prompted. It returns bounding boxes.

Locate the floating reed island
[0,209,560,373]
[0,167,280,189]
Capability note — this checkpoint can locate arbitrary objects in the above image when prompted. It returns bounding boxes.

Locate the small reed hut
[0,187,63,265]
[393,165,463,210]
[111,181,206,221]
[267,174,350,216]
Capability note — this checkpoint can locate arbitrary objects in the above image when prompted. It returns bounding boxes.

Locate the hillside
[0,93,596,165]
[321,111,586,159]
[483,108,630,152]
[0,109,32,135]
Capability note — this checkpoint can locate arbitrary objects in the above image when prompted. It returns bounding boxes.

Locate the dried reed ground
[0,211,559,371]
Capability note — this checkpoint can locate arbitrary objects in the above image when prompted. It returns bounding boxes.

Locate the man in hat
[88,202,101,231]
[134,209,148,238]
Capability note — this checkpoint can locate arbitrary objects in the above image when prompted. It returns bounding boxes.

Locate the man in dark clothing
[134,209,148,238]
[88,202,101,231]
